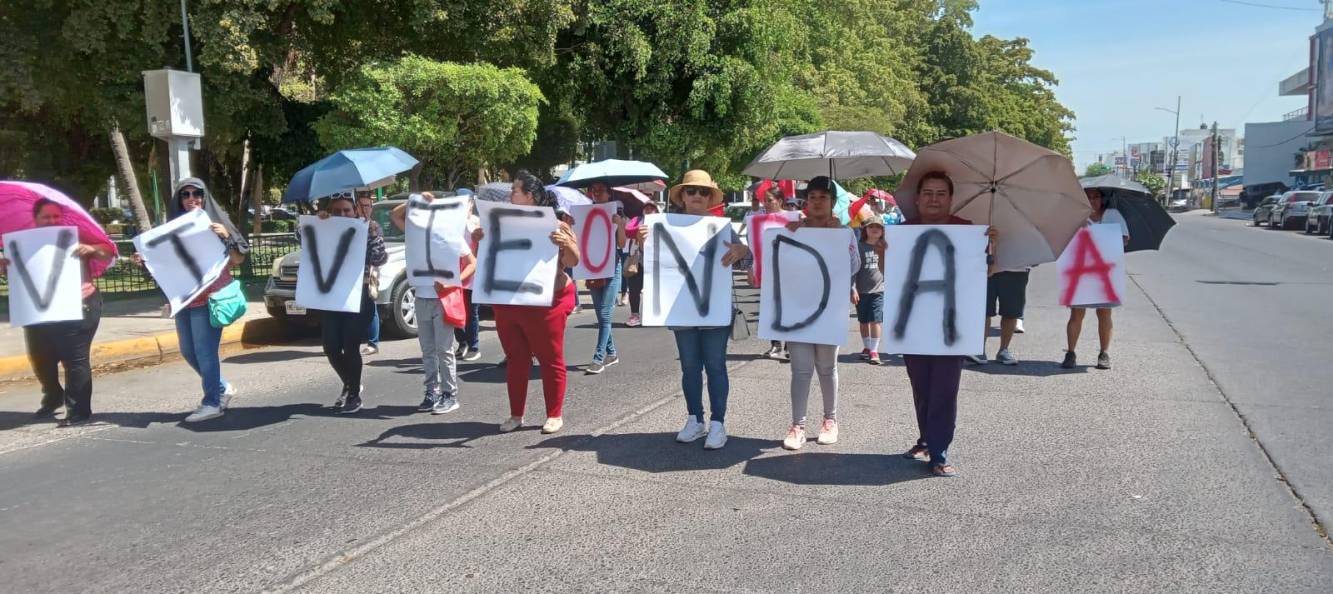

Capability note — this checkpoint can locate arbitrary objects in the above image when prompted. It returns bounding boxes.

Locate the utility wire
[1218,0,1318,11]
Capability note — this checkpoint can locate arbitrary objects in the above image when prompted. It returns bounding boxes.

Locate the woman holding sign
[1,198,114,427]
[473,172,581,434]
[163,178,248,423]
[583,181,628,375]
[638,170,750,450]
[780,176,859,450]
[1061,188,1130,371]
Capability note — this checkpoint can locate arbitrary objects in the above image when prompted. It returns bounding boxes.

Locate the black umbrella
[1110,194,1175,252]
[1080,174,1151,196]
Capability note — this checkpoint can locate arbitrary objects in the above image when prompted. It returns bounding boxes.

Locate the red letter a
[1060,229,1119,306]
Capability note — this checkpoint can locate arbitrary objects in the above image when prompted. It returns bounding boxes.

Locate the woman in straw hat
[780,176,859,451]
[472,171,583,435]
[638,170,750,450]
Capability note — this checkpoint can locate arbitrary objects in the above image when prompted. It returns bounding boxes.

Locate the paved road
[1,221,1330,592]
[1129,211,1333,531]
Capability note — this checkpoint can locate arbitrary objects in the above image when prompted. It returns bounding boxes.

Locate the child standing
[853,220,887,365]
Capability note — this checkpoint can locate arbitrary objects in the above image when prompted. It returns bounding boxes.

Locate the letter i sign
[1058,227,1122,307]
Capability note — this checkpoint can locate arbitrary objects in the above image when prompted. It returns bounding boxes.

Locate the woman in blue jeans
[162,178,248,423]
[638,170,749,450]
[583,181,627,375]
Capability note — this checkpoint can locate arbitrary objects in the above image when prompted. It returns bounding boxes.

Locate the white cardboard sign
[570,203,619,280]
[5,226,83,328]
[132,209,229,316]
[295,215,367,313]
[758,227,854,346]
[879,225,988,356]
[640,214,733,327]
[472,201,559,306]
[1057,224,1126,307]
[405,194,469,290]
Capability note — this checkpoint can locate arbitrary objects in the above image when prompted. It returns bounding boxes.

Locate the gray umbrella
[1080,174,1151,196]
[475,182,512,203]
[742,130,916,180]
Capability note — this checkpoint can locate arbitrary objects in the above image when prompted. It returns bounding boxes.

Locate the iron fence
[1,232,301,301]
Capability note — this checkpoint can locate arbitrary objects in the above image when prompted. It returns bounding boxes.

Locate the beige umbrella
[895,131,1091,270]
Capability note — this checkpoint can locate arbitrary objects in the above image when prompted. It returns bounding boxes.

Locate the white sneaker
[676,417,707,443]
[996,348,1018,366]
[184,405,223,423]
[541,417,564,434]
[221,383,237,410]
[782,425,807,451]
[499,417,523,433]
[704,421,727,450]
[816,419,839,445]
[1014,319,1025,334]
[360,345,378,356]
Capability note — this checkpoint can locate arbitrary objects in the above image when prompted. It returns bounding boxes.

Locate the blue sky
[971,0,1321,168]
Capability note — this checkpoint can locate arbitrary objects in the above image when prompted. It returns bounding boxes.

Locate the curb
[0,316,292,383]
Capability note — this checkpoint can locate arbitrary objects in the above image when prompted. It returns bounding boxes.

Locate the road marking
[265,357,756,593]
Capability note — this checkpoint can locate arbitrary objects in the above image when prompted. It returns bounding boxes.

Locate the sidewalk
[0,281,289,381]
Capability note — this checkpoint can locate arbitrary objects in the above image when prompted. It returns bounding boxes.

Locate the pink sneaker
[816,419,838,445]
[627,314,642,327]
[782,425,807,450]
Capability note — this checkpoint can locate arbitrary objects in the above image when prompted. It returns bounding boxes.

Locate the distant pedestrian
[311,195,387,414]
[640,170,749,450]
[453,205,483,362]
[622,200,659,328]
[758,187,795,361]
[1062,188,1130,370]
[1,198,115,427]
[780,176,858,450]
[356,190,381,356]
[160,178,248,423]
[977,250,1030,365]
[474,171,581,434]
[899,171,995,477]
[853,219,887,365]
[583,181,628,375]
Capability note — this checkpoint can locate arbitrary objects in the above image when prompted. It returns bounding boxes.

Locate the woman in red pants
[473,171,581,434]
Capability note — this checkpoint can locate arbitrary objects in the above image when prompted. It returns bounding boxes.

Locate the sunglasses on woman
[179,189,204,199]
[683,187,711,196]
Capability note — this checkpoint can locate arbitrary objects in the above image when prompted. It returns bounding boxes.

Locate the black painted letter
[146,227,205,285]
[892,228,958,344]
[6,229,75,311]
[651,222,720,317]
[410,199,463,282]
[483,207,546,296]
[302,224,359,293]
[770,234,830,331]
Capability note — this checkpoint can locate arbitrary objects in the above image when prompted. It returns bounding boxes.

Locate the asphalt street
[1,213,1330,592]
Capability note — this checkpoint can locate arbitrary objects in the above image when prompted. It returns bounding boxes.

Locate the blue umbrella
[555,159,668,189]
[282,147,419,203]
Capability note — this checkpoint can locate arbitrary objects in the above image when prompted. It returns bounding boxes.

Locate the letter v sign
[1060,228,1119,307]
[302,225,359,293]
[6,229,75,311]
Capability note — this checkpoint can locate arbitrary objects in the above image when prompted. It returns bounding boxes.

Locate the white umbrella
[895,131,1091,270]
[742,130,916,180]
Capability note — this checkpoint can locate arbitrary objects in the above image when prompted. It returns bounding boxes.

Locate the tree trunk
[250,164,265,237]
[237,135,251,229]
[109,123,153,231]
[408,163,422,191]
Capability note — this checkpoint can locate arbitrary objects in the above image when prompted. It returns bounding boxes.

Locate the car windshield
[372,202,404,242]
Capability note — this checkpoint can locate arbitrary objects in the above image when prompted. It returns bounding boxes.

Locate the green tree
[1084,162,1114,177]
[315,56,544,189]
[1134,169,1166,197]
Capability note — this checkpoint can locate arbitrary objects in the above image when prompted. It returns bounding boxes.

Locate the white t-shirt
[1096,208,1130,238]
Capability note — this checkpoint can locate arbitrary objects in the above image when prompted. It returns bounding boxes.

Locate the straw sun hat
[668,169,725,207]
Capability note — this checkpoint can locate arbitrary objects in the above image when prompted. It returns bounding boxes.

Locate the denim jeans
[366,301,381,347]
[588,257,622,363]
[673,326,730,423]
[175,305,226,408]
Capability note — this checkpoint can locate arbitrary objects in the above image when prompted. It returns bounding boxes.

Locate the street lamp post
[1156,97,1182,205]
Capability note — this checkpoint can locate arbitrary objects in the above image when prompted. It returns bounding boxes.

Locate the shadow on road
[964,361,1084,377]
[741,452,931,486]
[225,349,325,364]
[358,421,503,449]
[528,432,772,473]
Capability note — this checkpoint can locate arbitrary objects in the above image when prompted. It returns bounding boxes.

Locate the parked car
[1168,198,1189,212]
[1304,191,1333,235]
[1252,194,1283,227]
[262,199,418,338]
[1269,190,1320,230]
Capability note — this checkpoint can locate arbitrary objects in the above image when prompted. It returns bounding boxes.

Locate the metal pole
[1211,121,1220,213]
[1163,96,1181,205]
[180,0,193,72]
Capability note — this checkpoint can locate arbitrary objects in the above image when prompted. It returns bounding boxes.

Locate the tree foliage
[1084,162,1114,177]
[315,56,544,189]
[1134,169,1166,198]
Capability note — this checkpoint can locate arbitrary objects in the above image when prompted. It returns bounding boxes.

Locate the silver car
[1304,191,1333,235]
[262,200,419,338]
[1270,190,1320,230]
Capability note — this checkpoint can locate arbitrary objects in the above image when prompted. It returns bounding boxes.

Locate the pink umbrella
[0,181,120,278]
[612,186,651,204]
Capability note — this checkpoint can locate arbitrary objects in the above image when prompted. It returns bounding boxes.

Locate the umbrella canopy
[1081,174,1151,196]
[282,147,418,203]
[0,181,119,278]
[555,159,668,189]
[475,182,512,203]
[1110,194,1175,252]
[896,131,1091,270]
[743,131,916,180]
[612,186,652,220]
[546,185,593,212]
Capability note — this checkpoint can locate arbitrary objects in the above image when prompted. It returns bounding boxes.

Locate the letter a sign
[1057,225,1126,307]
[879,225,988,356]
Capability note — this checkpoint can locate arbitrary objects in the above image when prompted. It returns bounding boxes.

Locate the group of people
[8,167,1128,479]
